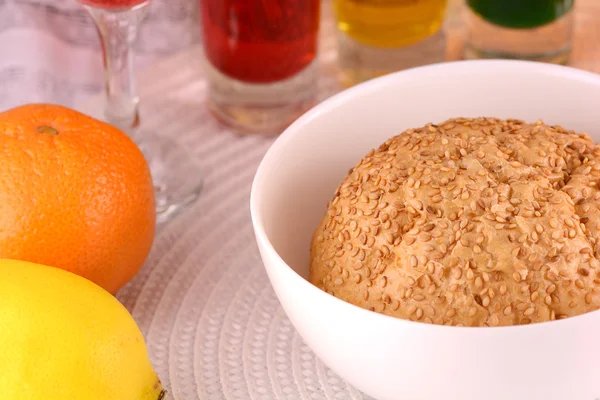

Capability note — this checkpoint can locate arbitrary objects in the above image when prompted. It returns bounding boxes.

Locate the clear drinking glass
[78,0,203,224]
[465,0,575,64]
[200,0,321,135]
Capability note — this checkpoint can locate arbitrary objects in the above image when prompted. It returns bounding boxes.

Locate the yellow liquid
[334,0,448,47]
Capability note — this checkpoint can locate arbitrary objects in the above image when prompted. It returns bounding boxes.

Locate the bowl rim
[250,59,600,332]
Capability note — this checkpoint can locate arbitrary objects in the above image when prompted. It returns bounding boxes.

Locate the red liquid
[201,0,320,84]
[79,0,147,8]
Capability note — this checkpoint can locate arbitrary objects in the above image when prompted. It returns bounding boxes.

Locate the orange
[0,103,156,294]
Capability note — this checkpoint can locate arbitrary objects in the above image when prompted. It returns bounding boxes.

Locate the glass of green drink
[465,0,575,64]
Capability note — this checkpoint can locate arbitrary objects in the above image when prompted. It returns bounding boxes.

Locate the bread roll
[310,117,600,327]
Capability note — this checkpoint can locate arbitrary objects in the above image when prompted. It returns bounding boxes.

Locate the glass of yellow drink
[334,0,448,86]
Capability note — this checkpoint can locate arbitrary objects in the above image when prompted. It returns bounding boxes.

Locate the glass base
[336,28,446,87]
[78,96,203,225]
[463,46,571,64]
[204,60,318,136]
[135,131,203,225]
[464,7,573,64]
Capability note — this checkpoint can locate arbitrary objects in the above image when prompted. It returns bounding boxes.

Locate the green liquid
[467,0,574,29]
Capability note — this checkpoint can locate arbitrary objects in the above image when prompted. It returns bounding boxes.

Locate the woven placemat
[99,2,600,398]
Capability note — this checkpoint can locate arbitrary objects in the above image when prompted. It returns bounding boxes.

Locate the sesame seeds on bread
[309,117,600,327]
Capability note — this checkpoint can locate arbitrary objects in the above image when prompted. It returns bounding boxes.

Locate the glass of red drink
[201,0,321,135]
[77,0,203,223]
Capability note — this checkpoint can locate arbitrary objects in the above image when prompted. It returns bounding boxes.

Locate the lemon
[0,259,165,399]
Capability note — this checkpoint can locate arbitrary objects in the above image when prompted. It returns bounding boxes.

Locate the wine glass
[78,0,203,224]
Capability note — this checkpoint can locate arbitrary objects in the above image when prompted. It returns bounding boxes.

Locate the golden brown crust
[309,117,600,327]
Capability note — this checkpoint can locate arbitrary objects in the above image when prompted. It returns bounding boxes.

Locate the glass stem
[83,3,149,134]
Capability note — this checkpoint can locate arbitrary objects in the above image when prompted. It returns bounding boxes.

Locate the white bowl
[250,60,600,400]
